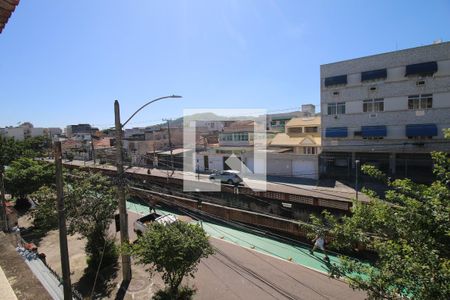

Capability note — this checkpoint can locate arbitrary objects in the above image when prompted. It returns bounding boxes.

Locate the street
[124,208,366,300]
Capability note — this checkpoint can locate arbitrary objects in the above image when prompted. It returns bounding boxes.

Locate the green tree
[128,221,214,299]
[0,136,22,167]
[308,152,450,299]
[29,186,58,230]
[65,171,118,272]
[4,157,55,200]
[21,136,52,158]
[0,136,23,229]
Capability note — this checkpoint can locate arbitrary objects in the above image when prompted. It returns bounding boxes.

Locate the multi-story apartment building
[320,42,450,181]
[65,124,93,138]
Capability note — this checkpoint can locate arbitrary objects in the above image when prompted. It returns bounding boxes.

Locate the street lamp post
[114,95,181,282]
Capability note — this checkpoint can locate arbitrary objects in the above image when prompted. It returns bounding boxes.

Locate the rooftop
[286,116,321,127]
[0,0,19,34]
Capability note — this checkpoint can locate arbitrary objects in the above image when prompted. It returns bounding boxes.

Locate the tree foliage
[308,152,450,299]
[65,171,118,271]
[0,136,22,167]
[4,157,55,199]
[30,185,58,230]
[128,221,214,298]
[21,136,52,158]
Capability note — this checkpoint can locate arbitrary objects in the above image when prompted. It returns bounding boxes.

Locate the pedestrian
[233,180,240,195]
[196,162,200,180]
[310,234,329,261]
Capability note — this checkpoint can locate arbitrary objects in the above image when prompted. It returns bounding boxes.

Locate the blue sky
[1,0,449,129]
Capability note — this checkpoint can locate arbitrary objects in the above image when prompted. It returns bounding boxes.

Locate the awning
[361,69,387,82]
[405,61,438,77]
[324,75,347,87]
[325,127,348,138]
[405,124,438,137]
[361,125,387,137]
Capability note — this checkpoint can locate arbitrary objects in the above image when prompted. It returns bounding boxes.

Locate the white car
[133,212,177,236]
[209,170,243,185]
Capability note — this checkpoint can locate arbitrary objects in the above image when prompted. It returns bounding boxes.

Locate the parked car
[133,211,177,236]
[209,170,243,185]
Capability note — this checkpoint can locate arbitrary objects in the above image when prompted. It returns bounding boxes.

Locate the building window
[327,103,337,115]
[363,98,384,112]
[327,102,346,115]
[288,127,303,134]
[303,147,316,155]
[337,102,346,114]
[324,75,347,87]
[304,127,318,133]
[408,94,432,110]
[232,132,248,141]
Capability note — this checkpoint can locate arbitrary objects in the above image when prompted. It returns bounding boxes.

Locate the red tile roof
[0,0,20,34]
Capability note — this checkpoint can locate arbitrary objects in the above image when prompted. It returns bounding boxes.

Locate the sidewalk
[0,264,17,300]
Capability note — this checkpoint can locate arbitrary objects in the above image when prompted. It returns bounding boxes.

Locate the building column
[351,152,356,168]
[389,153,396,175]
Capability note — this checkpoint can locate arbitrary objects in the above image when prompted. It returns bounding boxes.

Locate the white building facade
[320,42,450,181]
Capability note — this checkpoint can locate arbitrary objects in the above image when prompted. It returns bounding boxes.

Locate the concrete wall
[29,128,45,137]
[5,127,25,140]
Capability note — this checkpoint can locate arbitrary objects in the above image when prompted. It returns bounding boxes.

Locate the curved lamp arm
[122,95,182,128]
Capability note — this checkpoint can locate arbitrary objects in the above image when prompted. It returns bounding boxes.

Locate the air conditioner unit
[416,80,425,86]
[369,113,377,118]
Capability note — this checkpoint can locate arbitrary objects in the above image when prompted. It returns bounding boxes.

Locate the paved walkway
[0,265,17,300]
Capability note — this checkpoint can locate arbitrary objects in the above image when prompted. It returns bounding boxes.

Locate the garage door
[268,159,291,176]
[292,160,317,179]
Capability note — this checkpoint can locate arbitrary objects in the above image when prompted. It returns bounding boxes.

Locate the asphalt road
[126,210,365,300]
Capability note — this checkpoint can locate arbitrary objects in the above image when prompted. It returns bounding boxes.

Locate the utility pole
[91,140,96,164]
[165,119,174,173]
[54,141,72,300]
[114,100,132,282]
[355,159,360,201]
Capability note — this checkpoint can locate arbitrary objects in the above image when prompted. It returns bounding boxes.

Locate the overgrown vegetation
[128,221,214,299]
